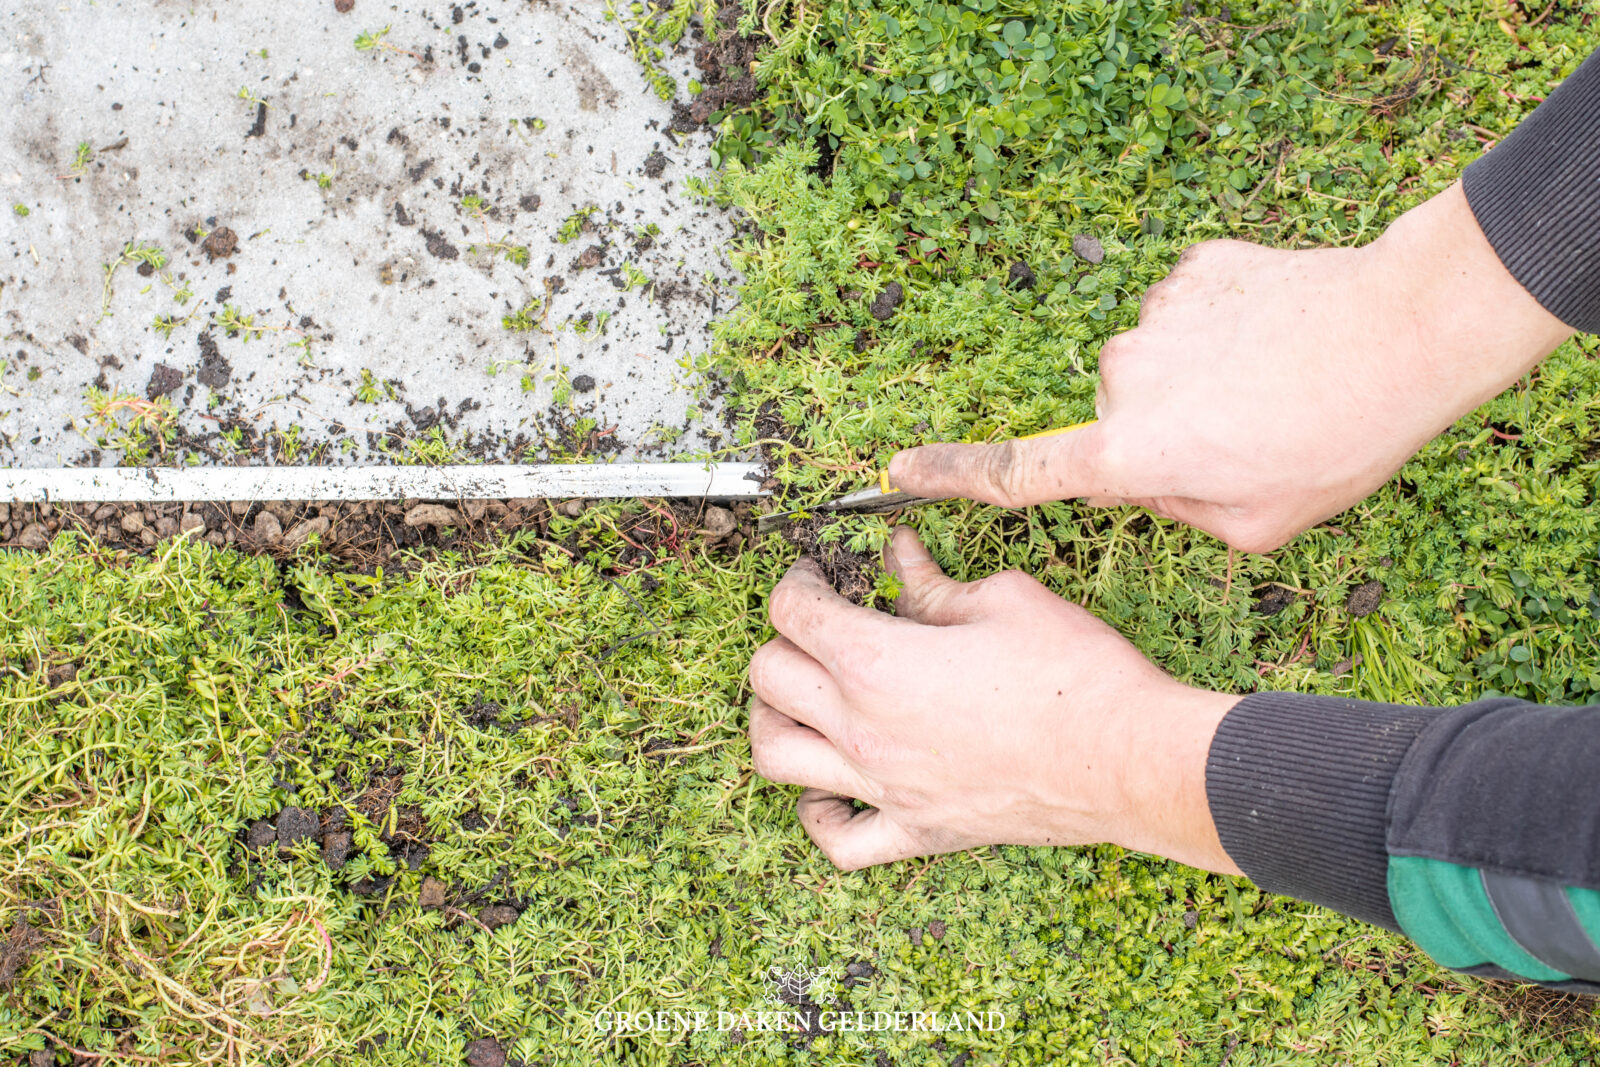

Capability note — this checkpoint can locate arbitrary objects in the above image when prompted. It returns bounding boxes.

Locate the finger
[748,636,844,734]
[881,526,985,626]
[1137,266,1199,325]
[796,788,924,871]
[768,557,896,676]
[1138,278,1175,324]
[886,422,1120,508]
[748,698,864,797]
[1148,496,1289,555]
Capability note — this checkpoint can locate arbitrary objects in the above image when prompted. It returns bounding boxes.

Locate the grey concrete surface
[0,0,736,468]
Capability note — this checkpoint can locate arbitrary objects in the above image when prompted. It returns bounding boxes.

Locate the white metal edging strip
[0,463,770,503]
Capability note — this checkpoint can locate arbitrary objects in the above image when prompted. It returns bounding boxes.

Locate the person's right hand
[888,183,1573,553]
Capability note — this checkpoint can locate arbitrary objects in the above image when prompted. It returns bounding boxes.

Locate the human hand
[887,183,1574,552]
[747,526,1241,873]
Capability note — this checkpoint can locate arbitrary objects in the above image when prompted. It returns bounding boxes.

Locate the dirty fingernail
[887,448,918,484]
[889,525,929,562]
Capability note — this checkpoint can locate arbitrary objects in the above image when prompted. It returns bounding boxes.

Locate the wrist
[1369,182,1572,414]
[1109,682,1243,874]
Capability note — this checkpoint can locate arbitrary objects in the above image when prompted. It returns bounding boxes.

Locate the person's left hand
[746,526,1241,873]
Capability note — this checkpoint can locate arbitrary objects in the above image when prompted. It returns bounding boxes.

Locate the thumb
[796,789,923,871]
[887,423,1117,508]
[882,526,984,626]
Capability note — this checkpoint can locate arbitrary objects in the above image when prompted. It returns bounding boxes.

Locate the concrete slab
[0,0,736,468]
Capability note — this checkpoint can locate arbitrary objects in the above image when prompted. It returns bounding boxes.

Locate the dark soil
[196,331,232,388]
[782,514,876,605]
[246,819,276,851]
[1253,584,1302,616]
[1346,579,1384,617]
[0,496,564,567]
[0,918,45,986]
[202,226,239,261]
[689,8,765,123]
[571,374,595,393]
[642,149,668,178]
[465,1037,506,1067]
[422,227,460,260]
[334,0,355,11]
[323,830,353,869]
[868,282,903,322]
[276,806,321,850]
[669,101,699,134]
[1007,260,1036,290]
[146,362,184,400]
[236,766,508,895]
[418,876,448,909]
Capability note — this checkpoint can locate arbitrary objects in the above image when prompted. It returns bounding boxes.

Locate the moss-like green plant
[9,2,1600,1063]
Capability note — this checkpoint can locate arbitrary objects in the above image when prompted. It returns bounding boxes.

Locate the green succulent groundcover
[6,0,1600,1063]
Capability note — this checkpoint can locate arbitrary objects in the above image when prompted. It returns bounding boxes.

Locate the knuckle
[1236,523,1290,554]
[979,439,1028,507]
[750,739,784,782]
[840,729,888,769]
[982,569,1039,600]
[1217,510,1290,554]
[1097,334,1137,391]
[746,644,774,691]
[1079,427,1125,488]
[1177,239,1222,267]
[1138,280,1173,323]
[767,581,806,631]
[1098,332,1132,365]
[812,832,854,871]
[832,848,869,872]
[830,640,883,688]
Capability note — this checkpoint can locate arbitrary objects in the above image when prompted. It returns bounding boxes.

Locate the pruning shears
[756,420,1096,534]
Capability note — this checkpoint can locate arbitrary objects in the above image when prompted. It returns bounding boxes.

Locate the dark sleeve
[1206,693,1600,993]
[1461,46,1600,333]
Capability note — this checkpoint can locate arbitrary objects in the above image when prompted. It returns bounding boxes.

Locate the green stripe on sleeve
[1562,887,1600,946]
[1387,856,1570,983]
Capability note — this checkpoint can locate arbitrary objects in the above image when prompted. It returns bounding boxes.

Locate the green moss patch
[6,0,1600,1062]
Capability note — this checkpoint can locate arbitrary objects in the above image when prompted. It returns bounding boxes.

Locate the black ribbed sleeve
[1204,693,1436,930]
[1462,47,1600,333]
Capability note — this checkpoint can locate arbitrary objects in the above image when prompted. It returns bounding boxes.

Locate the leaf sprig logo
[764,963,833,1006]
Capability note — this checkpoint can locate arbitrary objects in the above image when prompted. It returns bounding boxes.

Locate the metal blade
[756,483,950,534]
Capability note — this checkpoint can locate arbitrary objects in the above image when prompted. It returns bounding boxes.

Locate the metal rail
[0,463,771,503]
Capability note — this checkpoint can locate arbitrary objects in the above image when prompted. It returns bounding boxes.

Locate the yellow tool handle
[1016,419,1097,441]
[879,420,1098,493]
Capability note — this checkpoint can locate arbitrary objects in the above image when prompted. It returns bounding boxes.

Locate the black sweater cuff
[1462,47,1600,333]
[1204,692,1437,930]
